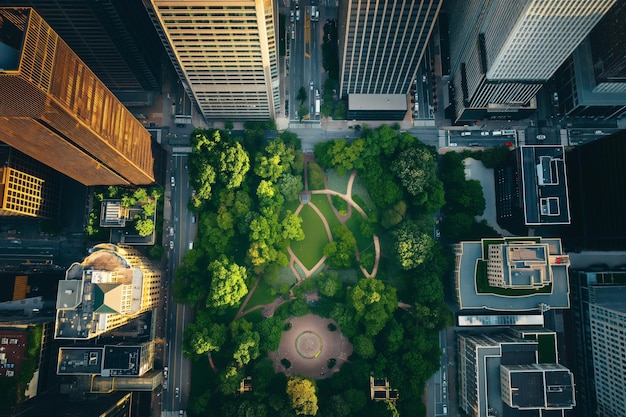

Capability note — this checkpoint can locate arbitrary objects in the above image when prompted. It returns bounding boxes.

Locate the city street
[162,154,194,416]
[287,2,323,122]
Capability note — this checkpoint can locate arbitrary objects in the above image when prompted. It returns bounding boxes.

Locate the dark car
[468,142,480,147]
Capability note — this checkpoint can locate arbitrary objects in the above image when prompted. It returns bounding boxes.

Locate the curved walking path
[236,157,382,323]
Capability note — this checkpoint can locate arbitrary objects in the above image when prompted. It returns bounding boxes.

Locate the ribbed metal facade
[338,0,441,97]
[449,0,616,121]
[0,8,156,186]
[146,0,279,120]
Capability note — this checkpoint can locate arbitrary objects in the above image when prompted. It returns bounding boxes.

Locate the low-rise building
[457,329,575,417]
[454,237,570,312]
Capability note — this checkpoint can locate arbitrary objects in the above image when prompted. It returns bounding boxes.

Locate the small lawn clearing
[291,204,329,270]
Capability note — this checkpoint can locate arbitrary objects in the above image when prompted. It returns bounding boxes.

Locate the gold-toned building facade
[0,7,156,186]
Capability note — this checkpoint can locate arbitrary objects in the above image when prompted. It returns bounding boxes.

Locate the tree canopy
[286,377,319,416]
[206,256,249,309]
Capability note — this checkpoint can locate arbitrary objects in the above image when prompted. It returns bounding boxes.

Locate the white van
[189,241,194,250]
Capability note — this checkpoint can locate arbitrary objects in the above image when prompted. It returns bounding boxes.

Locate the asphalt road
[446,130,516,147]
[287,2,322,121]
[163,154,194,416]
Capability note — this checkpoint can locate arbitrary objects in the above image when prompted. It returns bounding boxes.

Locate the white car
[595,130,604,134]
[449,142,458,147]
[480,131,490,136]
[175,387,179,398]
[460,131,471,136]
[169,241,174,250]
[536,134,546,140]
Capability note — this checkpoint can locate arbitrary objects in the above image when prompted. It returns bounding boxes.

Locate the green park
[173,123,509,417]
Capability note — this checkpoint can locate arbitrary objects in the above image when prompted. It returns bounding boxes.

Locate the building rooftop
[0,328,26,378]
[100,200,128,227]
[503,364,575,410]
[58,343,151,377]
[348,94,407,111]
[459,330,574,417]
[455,238,571,311]
[55,244,153,340]
[520,146,571,225]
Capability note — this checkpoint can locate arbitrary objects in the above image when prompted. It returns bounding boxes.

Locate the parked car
[505,141,514,147]
[595,130,604,134]
[460,131,471,136]
[310,80,314,90]
[175,387,179,398]
[536,134,546,140]
[169,241,174,250]
[480,131,490,136]
[449,142,458,147]
[468,142,480,147]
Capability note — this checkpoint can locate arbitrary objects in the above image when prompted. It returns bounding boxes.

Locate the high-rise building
[145,0,280,120]
[495,145,571,234]
[0,7,158,186]
[457,329,575,417]
[2,0,163,94]
[0,146,60,219]
[563,131,626,250]
[448,0,616,122]
[338,0,441,97]
[552,1,626,120]
[569,270,626,417]
[55,244,161,340]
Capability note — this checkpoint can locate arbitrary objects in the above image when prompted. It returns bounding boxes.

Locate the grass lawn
[291,204,329,269]
[345,210,374,252]
[278,266,298,286]
[351,174,375,211]
[245,279,276,310]
[311,194,342,230]
[325,168,350,194]
[242,308,264,323]
[283,199,300,214]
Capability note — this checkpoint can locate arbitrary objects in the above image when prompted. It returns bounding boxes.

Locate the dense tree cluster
[438,151,499,240]
[179,124,462,417]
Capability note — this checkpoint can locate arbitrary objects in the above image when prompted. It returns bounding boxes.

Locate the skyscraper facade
[338,0,441,97]
[145,0,280,120]
[0,146,60,219]
[552,1,626,120]
[448,0,616,122]
[0,7,157,186]
[570,270,626,417]
[1,0,163,93]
